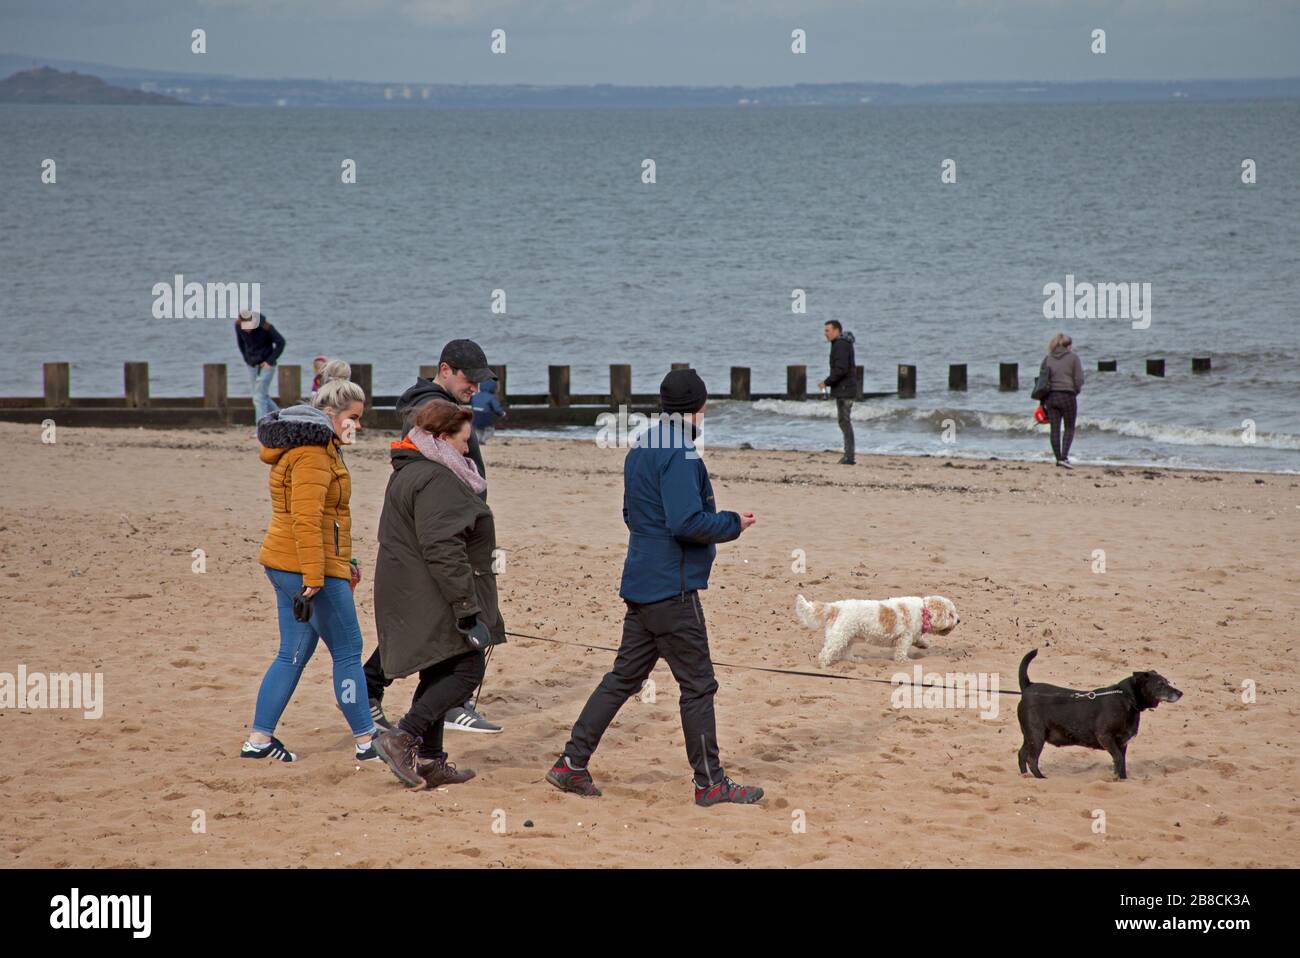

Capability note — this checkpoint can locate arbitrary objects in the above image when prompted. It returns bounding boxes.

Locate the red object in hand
[1033,404,1049,424]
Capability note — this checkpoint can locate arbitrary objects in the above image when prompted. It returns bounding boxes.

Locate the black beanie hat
[659,368,708,414]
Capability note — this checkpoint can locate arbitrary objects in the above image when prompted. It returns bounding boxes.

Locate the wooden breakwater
[0,356,1212,430]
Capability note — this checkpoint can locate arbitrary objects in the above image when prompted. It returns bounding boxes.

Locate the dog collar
[921,606,932,634]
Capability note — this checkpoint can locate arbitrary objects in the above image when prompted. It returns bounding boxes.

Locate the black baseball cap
[439,339,496,382]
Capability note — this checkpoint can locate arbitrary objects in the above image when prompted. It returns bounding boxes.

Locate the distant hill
[0,67,188,105]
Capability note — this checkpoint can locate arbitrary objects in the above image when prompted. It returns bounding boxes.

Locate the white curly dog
[796,594,960,666]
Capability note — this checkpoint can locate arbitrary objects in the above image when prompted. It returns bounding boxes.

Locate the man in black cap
[546,368,764,806]
[365,339,504,735]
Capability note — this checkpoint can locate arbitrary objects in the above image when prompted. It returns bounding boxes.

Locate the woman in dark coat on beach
[371,400,506,788]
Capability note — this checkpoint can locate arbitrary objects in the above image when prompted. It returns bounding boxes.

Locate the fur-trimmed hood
[257,404,336,465]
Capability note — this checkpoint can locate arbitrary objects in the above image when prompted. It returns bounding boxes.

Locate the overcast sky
[2,0,1299,86]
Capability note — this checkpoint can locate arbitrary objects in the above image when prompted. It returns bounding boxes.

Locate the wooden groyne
[0,356,1212,430]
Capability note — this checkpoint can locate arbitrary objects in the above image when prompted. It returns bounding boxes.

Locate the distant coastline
[2,53,1299,108]
[0,66,187,106]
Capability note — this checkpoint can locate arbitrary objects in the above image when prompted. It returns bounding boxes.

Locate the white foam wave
[748,399,1300,451]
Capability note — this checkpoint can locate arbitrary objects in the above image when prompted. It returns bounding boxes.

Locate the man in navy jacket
[547,369,764,806]
[235,309,286,423]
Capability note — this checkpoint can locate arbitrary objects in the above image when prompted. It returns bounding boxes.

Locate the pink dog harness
[921,606,932,634]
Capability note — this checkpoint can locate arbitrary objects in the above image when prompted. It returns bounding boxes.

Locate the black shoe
[240,735,295,762]
[546,756,602,796]
[837,456,856,465]
[695,776,764,806]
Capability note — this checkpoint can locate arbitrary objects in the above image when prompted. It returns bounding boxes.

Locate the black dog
[1016,649,1182,780]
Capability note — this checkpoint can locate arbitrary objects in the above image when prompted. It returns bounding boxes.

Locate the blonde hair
[312,378,365,413]
[1048,333,1072,353]
[319,358,352,386]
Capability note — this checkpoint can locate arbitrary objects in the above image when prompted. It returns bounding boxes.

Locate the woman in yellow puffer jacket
[240,380,378,763]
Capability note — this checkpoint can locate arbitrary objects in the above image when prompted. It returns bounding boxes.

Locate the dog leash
[502,629,1052,698]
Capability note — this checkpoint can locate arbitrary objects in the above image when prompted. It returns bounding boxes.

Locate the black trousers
[363,647,389,701]
[563,591,724,788]
[397,649,486,755]
[1045,390,1078,461]
[836,397,855,459]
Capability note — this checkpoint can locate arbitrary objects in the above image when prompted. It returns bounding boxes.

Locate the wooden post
[854,365,865,399]
[897,364,917,399]
[948,363,967,391]
[609,364,632,408]
[998,362,1019,392]
[1098,359,1118,372]
[671,362,689,371]
[419,364,439,381]
[1192,356,1212,373]
[277,364,302,407]
[490,364,507,402]
[43,362,70,407]
[124,362,150,407]
[786,365,807,401]
[548,365,571,407]
[730,366,751,401]
[351,363,374,413]
[1146,358,1165,378]
[202,363,228,413]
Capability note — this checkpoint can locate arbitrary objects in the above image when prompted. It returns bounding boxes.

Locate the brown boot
[373,729,424,788]
[418,753,476,788]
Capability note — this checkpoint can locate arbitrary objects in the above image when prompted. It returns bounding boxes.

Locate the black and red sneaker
[545,756,602,797]
[695,776,764,807]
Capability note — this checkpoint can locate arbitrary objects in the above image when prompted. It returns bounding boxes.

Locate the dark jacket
[471,381,506,430]
[396,377,486,483]
[825,331,857,398]
[373,441,506,680]
[619,418,742,604]
[1042,347,1085,394]
[235,317,286,368]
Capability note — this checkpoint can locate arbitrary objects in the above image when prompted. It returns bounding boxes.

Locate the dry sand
[1,420,1297,868]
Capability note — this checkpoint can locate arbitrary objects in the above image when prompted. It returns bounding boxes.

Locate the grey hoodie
[1042,347,1084,395]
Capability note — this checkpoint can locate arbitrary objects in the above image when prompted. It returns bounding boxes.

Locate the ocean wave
[748,399,1300,451]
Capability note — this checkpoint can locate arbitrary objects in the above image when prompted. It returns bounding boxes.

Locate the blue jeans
[252,568,375,738]
[249,364,279,423]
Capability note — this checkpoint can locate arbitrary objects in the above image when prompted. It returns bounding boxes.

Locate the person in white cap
[234,309,286,423]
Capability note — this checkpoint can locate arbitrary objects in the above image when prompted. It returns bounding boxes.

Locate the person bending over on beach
[546,369,764,806]
[240,379,377,763]
[370,400,505,788]
[363,339,503,734]
[817,320,857,465]
[234,309,286,424]
[1040,332,1084,469]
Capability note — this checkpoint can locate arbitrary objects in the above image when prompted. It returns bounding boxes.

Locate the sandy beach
[1,420,1297,869]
